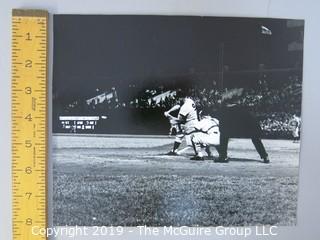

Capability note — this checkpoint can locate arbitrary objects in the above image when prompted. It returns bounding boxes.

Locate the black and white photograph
[53,15,304,226]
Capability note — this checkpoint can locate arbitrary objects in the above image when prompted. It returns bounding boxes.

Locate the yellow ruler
[12,9,48,240]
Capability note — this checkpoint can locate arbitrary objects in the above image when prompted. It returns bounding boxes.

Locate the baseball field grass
[53,135,299,226]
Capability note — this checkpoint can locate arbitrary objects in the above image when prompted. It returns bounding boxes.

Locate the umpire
[214,99,270,164]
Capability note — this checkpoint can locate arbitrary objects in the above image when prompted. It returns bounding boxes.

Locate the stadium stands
[54,75,302,138]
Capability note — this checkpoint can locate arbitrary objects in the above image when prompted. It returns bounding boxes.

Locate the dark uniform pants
[219,135,268,159]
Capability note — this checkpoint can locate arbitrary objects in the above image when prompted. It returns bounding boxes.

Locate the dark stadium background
[53,15,303,138]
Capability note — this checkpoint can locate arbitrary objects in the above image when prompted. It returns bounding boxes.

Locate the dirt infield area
[53,134,300,226]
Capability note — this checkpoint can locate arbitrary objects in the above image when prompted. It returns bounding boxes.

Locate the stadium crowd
[59,75,302,138]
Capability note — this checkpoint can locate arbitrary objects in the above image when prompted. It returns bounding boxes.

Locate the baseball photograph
[52,15,303,226]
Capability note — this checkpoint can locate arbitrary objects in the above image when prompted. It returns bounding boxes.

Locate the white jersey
[178,98,198,122]
[289,116,301,138]
[192,116,220,146]
[195,117,219,134]
[289,116,301,129]
[178,98,198,135]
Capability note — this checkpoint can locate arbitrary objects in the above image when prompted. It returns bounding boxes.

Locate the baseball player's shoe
[262,156,270,164]
[190,155,204,161]
[214,157,229,163]
[167,151,178,156]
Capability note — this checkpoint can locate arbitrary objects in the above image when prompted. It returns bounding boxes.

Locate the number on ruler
[25,140,32,148]
[25,60,32,68]
[25,87,32,94]
[25,167,32,174]
[26,32,32,41]
[25,218,32,225]
[24,113,32,121]
[25,192,32,199]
